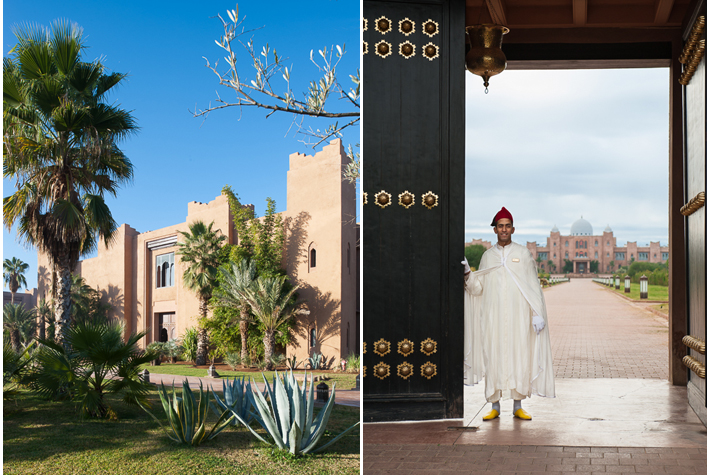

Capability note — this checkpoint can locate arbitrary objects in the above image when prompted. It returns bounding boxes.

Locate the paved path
[546,280,669,379]
[146,372,360,408]
[363,279,706,474]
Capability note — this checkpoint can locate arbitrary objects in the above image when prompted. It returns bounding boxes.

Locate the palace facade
[467,217,668,274]
[37,139,359,365]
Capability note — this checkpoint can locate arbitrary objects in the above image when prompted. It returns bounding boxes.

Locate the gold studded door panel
[363,0,465,421]
[683,12,707,427]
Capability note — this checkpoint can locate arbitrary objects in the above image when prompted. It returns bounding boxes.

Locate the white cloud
[464,68,669,249]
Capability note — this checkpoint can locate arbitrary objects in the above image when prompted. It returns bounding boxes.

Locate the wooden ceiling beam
[486,0,508,26]
[573,0,588,26]
[654,0,675,24]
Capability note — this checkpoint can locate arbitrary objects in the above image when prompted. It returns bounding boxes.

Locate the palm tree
[3,257,29,305]
[4,303,36,352]
[213,259,257,363]
[535,255,543,270]
[36,297,52,340]
[3,21,137,347]
[30,321,155,418]
[241,275,300,370]
[177,220,226,365]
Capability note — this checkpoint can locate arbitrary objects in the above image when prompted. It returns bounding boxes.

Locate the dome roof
[551,224,559,233]
[604,224,612,233]
[570,216,593,236]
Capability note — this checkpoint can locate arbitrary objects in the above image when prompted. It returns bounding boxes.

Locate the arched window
[595,252,598,258]
[309,327,316,348]
[565,241,569,247]
[156,253,175,288]
[553,253,556,258]
[310,248,317,268]
[595,240,598,247]
[565,251,568,258]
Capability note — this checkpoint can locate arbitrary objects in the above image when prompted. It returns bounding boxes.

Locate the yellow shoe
[482,409,500,420]
[514,408,532,420]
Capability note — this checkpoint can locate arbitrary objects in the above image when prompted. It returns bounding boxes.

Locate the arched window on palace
[308,242,317,272]
[309,327,316,348]
[156,253,174,288]
[565,241,569,247]
[565,251,568,258]
[595,240,598,247]
[595,252,598,258]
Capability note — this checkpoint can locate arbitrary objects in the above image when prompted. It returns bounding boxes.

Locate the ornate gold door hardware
[420,361,438,379]
[398,191,415,208]
[397,362,415,379]
[683,356,706,379]
[373,338,391,356]
[373,362,391,379]
[421,192,439,209]
[683,335,706,355]
[374,190,392,209]
[680,192,706,216]
[420,338,437,355]
[679,16,706,85]
[397,339,414,356]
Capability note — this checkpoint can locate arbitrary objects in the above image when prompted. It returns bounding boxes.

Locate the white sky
[465,67,670,248]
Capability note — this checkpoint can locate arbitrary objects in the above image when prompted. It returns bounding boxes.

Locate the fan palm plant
[3,303,36,352]
[240,275,299,370]
[3,21,137,348]
[3,257,29,305]
[177,220,226,365]
[28,321,155,418]
[212,259,257,363]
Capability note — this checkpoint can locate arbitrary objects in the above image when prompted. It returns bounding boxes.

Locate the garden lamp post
[624,275,631,293]
[640,275,648,299]
[615,276,620,290]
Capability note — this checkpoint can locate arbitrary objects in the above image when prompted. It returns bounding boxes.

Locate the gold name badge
[512,258,520,262]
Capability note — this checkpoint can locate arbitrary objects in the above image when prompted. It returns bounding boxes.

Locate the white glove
[462,259,471,274]
[532,315,545,334]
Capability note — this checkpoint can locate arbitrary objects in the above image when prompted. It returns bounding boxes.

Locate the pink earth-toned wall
[36,139,357,368]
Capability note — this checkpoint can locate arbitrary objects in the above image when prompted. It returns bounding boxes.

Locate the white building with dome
[467,216,669,275]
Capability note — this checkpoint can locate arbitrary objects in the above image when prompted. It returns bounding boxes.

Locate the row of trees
[176,187,302,370]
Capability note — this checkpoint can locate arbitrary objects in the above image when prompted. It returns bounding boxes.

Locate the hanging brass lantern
[465,24,509,92]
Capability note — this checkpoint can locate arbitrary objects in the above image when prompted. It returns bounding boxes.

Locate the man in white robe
[463,207,555,420]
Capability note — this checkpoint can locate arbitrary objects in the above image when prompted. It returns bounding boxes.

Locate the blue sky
[3,0,361,290]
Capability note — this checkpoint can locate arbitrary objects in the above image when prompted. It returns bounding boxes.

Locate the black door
[363,0,466,421]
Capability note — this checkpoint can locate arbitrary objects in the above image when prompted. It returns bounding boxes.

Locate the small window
[662,252,669,260]
[553,253,556,258]
[595,241,598,247]
[595,252,598,258]
[310,248,316,268]
[309,327,316,348]
[638,252,648,261]
[565,251,568,258]
[553,242,556,246]
[565,241,568,247]
[156,253,175,288]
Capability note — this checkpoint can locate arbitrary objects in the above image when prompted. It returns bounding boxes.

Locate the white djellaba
[463,242,556,402]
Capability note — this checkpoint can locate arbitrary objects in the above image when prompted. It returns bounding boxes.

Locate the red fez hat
[490,207,513,226]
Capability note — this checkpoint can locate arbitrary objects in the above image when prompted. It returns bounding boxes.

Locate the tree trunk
[263,330,275,371]
[239,306,249,363]
[38,311,45,340]
[54,255,73,349]
[195,327,208,366]
[10,330,21,353]
[195,297,209,366]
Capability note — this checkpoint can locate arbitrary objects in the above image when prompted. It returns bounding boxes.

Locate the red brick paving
[546,280,668,379]
[363,279,706,474]
[362,444,707,474]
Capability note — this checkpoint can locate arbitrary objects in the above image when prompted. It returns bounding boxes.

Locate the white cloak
[464,242,555,401]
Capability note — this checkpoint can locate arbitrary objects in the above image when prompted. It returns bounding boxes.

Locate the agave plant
[139,380,233,446]
[234,370,359,455]
[210,376,257,426]
[286,355,301,370]
[307,352,322,370]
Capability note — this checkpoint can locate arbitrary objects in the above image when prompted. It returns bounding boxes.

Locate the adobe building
[37,139,359,366]
[467,217,669,274]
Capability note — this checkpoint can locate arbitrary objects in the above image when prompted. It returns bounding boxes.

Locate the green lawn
[3,389,359,475]
[139,363,359,390]
[598,282,669,301]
